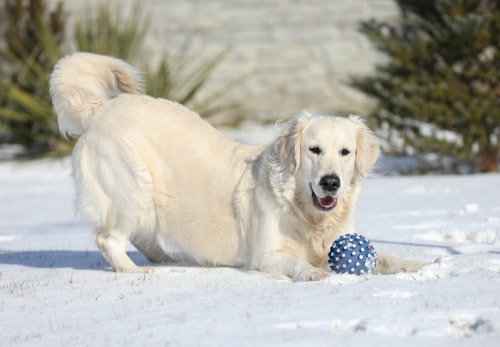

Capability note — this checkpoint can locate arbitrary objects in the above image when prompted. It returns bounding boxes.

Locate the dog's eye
[341,148,350,156]
[309,146,321,155]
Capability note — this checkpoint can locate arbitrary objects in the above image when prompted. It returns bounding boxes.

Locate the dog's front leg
[251,215,327,281]
[257,251,328,281]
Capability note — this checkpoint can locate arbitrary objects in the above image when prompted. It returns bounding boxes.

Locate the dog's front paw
[292,268,329,282]
[255,253,330,282]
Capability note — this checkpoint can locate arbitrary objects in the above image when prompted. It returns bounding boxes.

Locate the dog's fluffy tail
[49,52,143,138]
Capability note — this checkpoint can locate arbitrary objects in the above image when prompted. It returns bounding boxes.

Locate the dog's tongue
[319,196,337,208]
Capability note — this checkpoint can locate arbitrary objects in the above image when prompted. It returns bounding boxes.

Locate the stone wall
[51,0,399,121]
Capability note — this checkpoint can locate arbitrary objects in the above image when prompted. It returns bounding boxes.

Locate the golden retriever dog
[50,52,424,281]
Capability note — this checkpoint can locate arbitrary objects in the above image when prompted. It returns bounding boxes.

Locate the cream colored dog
[50,52,424,281]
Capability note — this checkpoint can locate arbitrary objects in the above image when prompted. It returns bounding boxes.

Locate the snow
[1,129,499,346]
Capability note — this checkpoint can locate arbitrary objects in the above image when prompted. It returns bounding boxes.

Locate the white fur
[50,52,425,281]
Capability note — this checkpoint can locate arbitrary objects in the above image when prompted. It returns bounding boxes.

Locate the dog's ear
[275,110,312,173]
[349,115,380,178]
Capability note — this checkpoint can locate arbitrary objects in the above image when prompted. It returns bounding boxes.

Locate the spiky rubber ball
[328,233,377,275]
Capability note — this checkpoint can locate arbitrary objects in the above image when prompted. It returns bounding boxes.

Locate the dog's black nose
[319,175,340,192]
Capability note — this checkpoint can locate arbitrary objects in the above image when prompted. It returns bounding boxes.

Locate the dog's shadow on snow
[2,242,498,271]
[373,239,462,255]
[373,239,500,256]
[0,250,150,271]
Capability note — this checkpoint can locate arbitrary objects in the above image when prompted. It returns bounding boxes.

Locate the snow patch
[372,290,416,298]
[276,319,366,333]
[463,203,480,213]
[321,273,367,286]
[0,235,17,242]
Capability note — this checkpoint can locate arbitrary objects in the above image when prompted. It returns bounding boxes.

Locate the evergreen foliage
[352,0,499,172]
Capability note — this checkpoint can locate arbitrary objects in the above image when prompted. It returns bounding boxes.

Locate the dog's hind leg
[96,228,152,273]
[130,235,173,264]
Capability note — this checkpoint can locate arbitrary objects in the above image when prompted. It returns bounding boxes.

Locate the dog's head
[274,111,379,214]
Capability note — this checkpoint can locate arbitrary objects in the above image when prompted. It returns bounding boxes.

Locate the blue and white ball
[328,233,377,275]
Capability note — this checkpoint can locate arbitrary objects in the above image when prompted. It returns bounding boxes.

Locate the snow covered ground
[0,126,499,346]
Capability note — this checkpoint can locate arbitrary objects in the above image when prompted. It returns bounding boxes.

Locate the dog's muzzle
[310,174,340,212]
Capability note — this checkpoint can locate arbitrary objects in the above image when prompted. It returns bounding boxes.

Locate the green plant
[74,4,234,117]
[352,0,499,172]
[0,1,237,158]
[0,0,68,155]
[74,4,149,64]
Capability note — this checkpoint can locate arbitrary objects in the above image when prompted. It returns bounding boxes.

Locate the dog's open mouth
[311,185,337,212]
